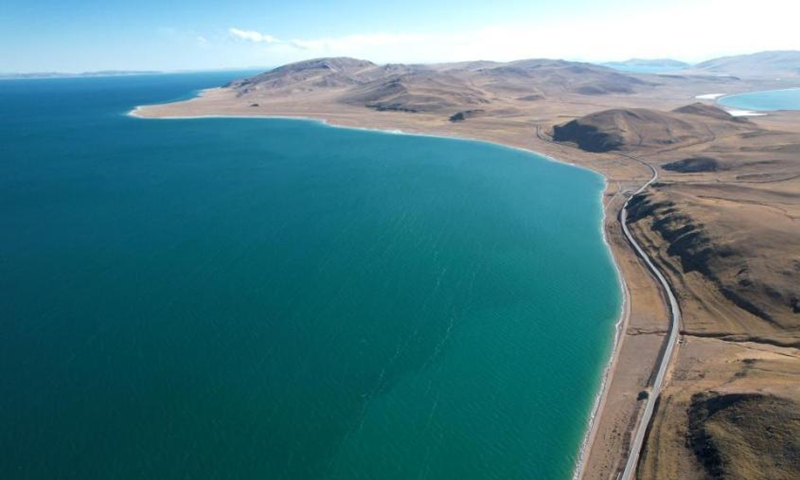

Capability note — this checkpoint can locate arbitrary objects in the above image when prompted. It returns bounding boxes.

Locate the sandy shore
[132,88,685,479]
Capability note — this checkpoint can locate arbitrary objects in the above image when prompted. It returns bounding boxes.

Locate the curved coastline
[131,98,629,480]
[571,215,629,480]
[717,86,800,112]
[129,99,589,172]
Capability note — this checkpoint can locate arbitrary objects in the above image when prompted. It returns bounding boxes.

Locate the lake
[0,72,621,480]
[719,88,800,111]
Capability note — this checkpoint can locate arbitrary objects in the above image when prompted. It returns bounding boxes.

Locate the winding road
[534,128,682,480]
[615,153,681,480]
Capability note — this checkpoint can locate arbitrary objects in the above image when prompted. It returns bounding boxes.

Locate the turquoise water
[719,88,800,111]
[0,73,621,479]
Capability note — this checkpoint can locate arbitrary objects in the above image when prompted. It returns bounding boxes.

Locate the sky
[1,0,798,73]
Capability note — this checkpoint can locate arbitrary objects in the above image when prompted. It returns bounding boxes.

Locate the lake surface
[719,88,800,111]
[602,63,687,74]
[0,73,621,479]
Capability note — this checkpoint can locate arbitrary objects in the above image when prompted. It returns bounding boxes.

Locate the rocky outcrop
[626,189,800,331]
[552,121,624,152]
[449,109,486,122]
[627,194,720,277]
[663,157,721,173]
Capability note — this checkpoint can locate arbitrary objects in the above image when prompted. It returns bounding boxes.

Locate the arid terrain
[135,52,800,480]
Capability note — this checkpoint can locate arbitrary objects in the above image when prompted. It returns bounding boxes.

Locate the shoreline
[128,102,590,171]
[716,86,800,114]
[571,184,632,480]
[132,97,661,480]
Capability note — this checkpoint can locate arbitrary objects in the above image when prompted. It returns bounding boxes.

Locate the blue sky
[1,0,797,72]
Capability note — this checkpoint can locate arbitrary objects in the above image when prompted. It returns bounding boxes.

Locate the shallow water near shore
[719,87,800,111]
[0,72,621,479]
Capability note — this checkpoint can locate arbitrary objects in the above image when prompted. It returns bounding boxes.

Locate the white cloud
[228,28,426,55]
[228,1,800,65]
[229,28,278,44]
[289,33,425,52]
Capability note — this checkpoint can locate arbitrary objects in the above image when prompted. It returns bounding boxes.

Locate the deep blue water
[0,72,621,480]
[718,87,800,111]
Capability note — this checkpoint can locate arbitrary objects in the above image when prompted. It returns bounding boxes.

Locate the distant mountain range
[7,50,800,81]
[0,70,161,80]
[603,51,800,78]
[227,57,662,114]
[602,58,691,71]
[227,51,800,116]
[694,50,800,78]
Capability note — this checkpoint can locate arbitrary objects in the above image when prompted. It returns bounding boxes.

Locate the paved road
[533,128,681,480]
[615,153,681,480]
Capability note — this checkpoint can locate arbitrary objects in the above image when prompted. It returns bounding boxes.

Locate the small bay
[719,88,800,111]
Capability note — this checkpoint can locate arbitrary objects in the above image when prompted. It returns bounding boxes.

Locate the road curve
[615,153,681,480]
[533,128,681,480]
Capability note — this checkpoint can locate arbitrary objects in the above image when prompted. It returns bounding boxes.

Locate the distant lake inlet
[718,87,800,111]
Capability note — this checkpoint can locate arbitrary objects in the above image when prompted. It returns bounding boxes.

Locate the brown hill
[555,104,800,343]
[229,57,378,93]
[627,184,800,344]
[472,59,655,96]
[687,392,800,480]
[226,57,659,114]
[672,102,748,121]
[551,105,749,152]
[339,70,490,112]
